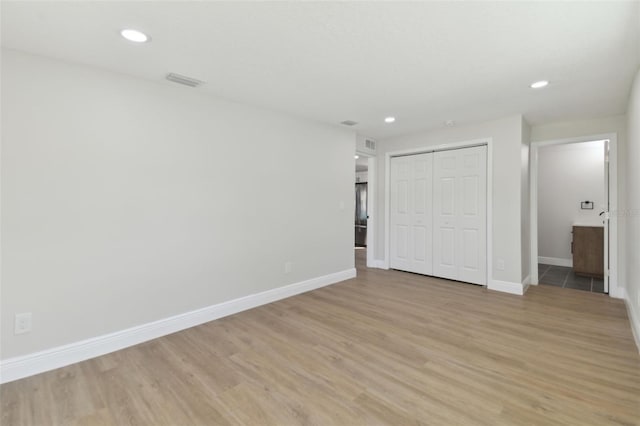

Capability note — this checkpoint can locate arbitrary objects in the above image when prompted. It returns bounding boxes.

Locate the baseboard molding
[0,268,356,384]
[622,288,640,353]
[521,275,531,294]
[538,256,572,268]
[488,279,525,295]
[369,260,388,269]
[610,286,625,299]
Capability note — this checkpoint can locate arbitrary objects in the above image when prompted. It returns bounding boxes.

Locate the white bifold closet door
[390,145,487,285]
[389,153,433,275]
[433,146,487,285]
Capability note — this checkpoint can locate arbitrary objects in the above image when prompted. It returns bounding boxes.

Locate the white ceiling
[2,2,639,139]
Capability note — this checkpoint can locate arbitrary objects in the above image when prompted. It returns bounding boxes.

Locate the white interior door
[433,146,487,285]
[390,153,433,275]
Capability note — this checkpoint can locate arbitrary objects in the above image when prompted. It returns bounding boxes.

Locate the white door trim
[384,138,493,287]
[366,156,376,268]
[529,133,619,298]
[355,150,377,269]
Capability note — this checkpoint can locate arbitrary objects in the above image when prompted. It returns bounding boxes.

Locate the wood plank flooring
[2,249,639,425]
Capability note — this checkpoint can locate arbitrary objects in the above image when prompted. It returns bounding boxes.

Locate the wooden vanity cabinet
[571,225,604,278]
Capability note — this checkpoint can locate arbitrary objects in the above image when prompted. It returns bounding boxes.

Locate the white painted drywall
[625,66,640,349]
[375,115,525,285]
[1,49,356,359]
[537,141,605,263]
[531,115,627,290]
[521,118,531,282]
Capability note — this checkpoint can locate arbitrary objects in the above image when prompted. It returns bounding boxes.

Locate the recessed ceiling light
[530,80,549,89]
[384,117,396,123]
[354,155,360,159]
[445,120,456,127]
[121,29,150,43]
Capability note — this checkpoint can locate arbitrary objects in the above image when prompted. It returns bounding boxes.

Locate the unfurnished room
[1,1,640,425]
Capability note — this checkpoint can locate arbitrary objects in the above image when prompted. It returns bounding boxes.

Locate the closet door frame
[384,138,493,287]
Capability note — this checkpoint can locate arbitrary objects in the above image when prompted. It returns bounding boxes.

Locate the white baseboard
[522,274,531,286]
[488,279,525,295]
[622,288,640,353]
[538,256,572,268]
[610,286,625,299]
[369,259,388,269]
[0,268,356,384]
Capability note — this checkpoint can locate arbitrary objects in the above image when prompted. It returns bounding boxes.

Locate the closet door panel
[389,153,432,275]
[411,153,433,274]
[458,146,487,285]
[433,146,487,284]
[433,151,458,280]
[390,156,412,271]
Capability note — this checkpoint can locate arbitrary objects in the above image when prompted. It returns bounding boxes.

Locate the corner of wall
[623,66,640,352]
[521,117,532,281]
[488,279,525,295]
[623,289,640,353]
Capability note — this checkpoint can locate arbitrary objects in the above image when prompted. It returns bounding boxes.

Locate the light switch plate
[15,312,32,335]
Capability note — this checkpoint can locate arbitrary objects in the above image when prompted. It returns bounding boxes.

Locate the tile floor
[538,264,605,293]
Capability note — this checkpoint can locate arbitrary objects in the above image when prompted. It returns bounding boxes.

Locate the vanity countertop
[572,222,604,227]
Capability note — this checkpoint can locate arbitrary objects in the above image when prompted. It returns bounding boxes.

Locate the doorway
[530,134,619,297]
[354,152,376,270]
[355,163,368,248]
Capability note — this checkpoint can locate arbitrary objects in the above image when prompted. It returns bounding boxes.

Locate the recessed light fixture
[530,80,549,89]
[384,116,396,123]
[354,155,360,159]
[445,120,456,127]
[121,29,150,43]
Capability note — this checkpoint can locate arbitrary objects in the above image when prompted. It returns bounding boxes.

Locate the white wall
[375,115,526,288]
[625,66,640,349]
[1,49,356,359]
[537,141,605,263]
[531,115,627,290]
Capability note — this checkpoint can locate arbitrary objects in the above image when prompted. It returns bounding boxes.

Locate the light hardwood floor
[2,249,639,425]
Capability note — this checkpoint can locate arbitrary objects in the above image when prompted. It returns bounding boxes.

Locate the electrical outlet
[14,312,32,335]
[284,262,293,274]
[497,259,505,271]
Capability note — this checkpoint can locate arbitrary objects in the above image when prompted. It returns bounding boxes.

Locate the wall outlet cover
[15,313,32,335]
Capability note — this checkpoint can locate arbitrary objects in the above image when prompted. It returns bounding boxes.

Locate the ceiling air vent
[165,73,204,88]
[340,120,358,126]
[365,139,376,151]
